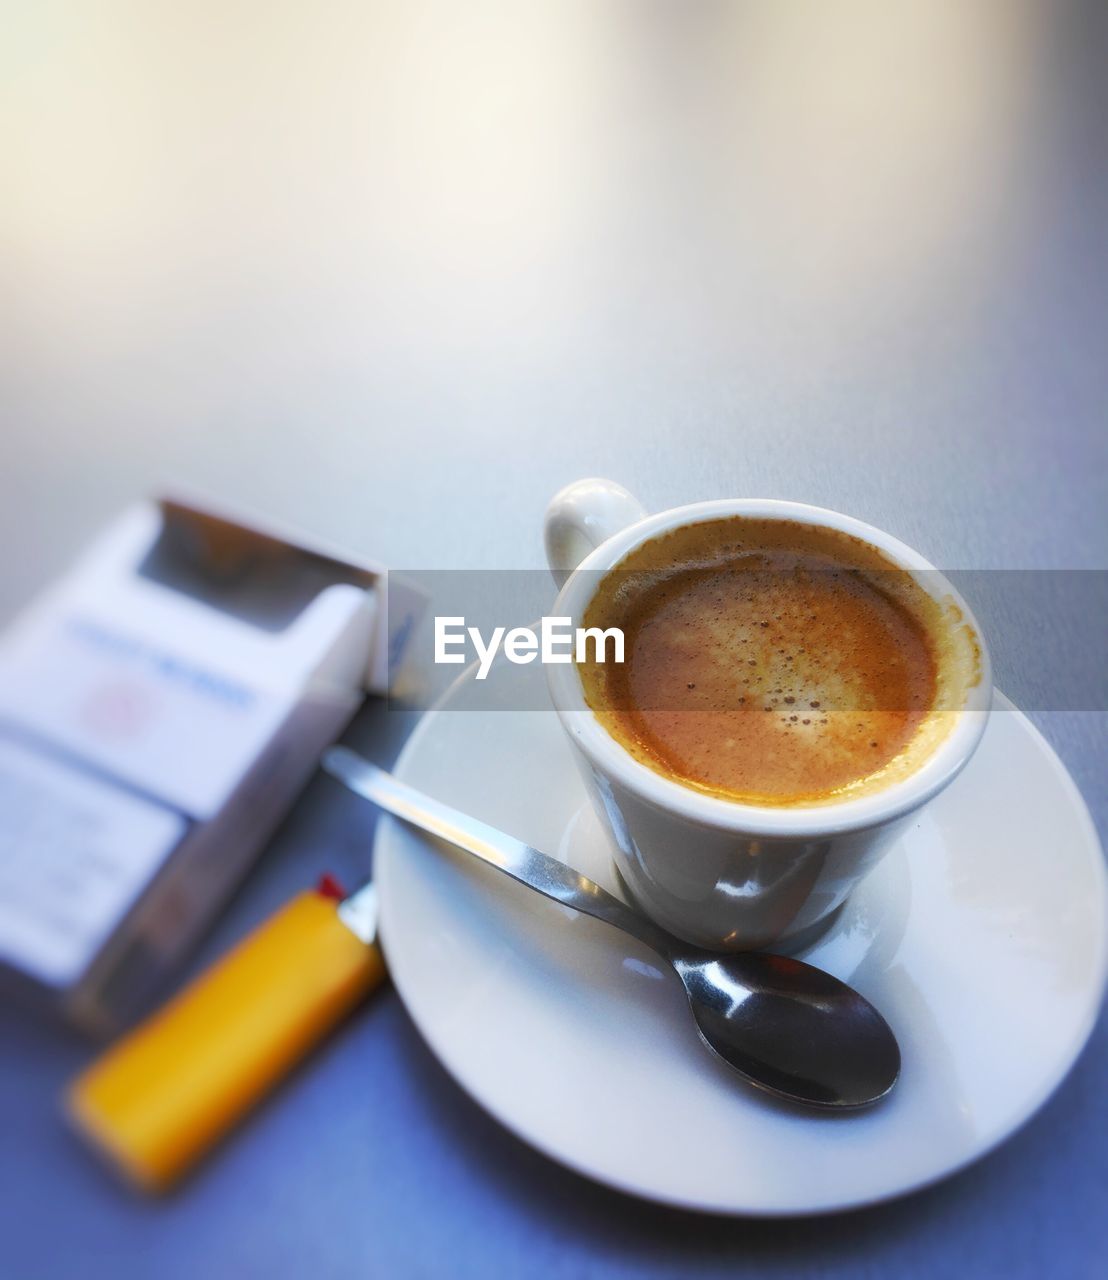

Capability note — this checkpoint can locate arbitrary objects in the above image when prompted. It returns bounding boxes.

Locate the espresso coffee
[577,517,977,806]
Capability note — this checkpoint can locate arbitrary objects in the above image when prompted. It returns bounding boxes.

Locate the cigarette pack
[0,497,421,1033]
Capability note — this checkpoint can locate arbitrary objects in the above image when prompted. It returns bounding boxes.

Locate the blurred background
[2,0,1105,612]
[1,1,1106,1275]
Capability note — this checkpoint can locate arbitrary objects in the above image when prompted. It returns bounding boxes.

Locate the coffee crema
[577,517,980,806]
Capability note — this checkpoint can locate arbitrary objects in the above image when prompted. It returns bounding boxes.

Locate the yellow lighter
[66,878,384,1193]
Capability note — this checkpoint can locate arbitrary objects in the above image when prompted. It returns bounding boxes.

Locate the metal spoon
[324,747,900,1110]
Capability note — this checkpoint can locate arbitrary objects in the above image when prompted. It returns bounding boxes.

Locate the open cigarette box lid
[0,497,422,1033]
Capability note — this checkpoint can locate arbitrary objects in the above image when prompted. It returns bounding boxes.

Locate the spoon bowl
[673,951,900,1108]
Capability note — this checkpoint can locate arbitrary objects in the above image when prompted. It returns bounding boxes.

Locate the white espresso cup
[544,478,992,951]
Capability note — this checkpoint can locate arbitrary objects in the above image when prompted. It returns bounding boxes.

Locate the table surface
[1,3,1106,1277]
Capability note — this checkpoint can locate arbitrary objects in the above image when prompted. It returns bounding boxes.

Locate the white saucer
[374,657,1108,1215]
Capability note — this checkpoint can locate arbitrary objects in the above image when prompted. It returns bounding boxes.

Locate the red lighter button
[315,873,347,902]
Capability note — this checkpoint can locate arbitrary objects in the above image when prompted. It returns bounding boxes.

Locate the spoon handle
[323,747,673,958]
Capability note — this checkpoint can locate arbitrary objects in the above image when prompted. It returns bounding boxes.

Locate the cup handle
[544,478,648,588]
